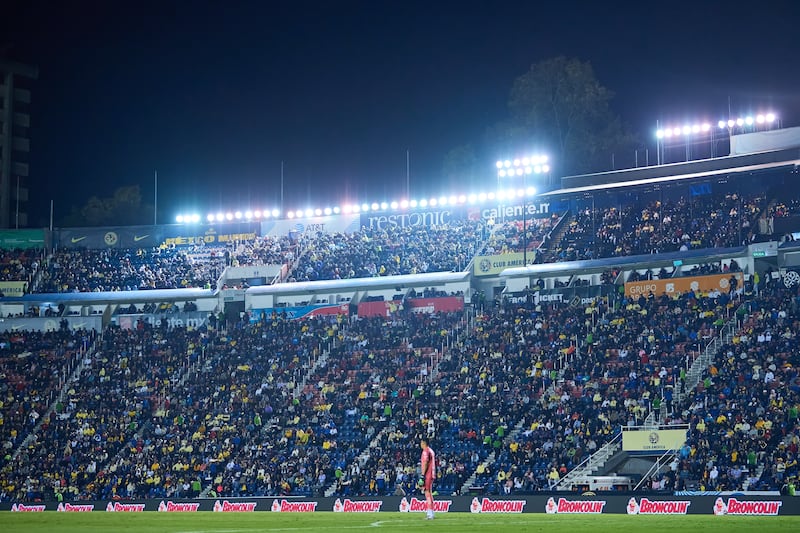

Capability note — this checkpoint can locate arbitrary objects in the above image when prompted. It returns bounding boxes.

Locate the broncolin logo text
[470,497,526,513]
[713,497,782,516]
[545,497,606,514]
[106,502,146,512]
[270,499,318,512]
[213,500,258,512]
[333,498,383,512]
[627,498,690,515]
[157,501,200,512]
[398,497,453,513]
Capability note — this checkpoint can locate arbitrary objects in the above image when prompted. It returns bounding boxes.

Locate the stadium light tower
[495,155,549,266]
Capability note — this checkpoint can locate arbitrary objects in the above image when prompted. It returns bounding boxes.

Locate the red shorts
[423,476,434,492]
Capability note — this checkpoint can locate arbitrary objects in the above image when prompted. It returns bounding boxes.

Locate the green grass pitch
[3,513,800,533]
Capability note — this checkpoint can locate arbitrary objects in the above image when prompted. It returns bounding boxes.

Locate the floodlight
[702,123,711,132]
[736,118,744,126]
[498,169,507,177]
[303,208,312,217]
[513,158,521,167]
[450,195,458,205]
[216,213,224,222]
[487,191,496,200]
[352,204,361,213]
[323,207,332,215]
[664,129,673,138]
[225,213,233,220]
[526,186,536,196]
[495,161,503,169]
[287,211,295,219]
[534,165,542,173]
[343,204,352,213]
[261,210,269,219]
[756,115,765,124]
[728,120,735,128]
[333,206,340,214]
[207,214,214,222]
[524,166,533,174]
[419,199,428,207]
[682,126,691,135]
[766,113,776,123]
[656,130,664,138]
[504,160,511,168]
[409,199,418,208]
[253,210,261,218]
[522,157,530,166]
[672,127,681,136]
[191,214,200,223]
[439,196,448,205]
[718,120,726,129]
[271,209,280,217]
[400,200,409,208]
[361,203,370,212]
[692,124,700,133]
[176,215,184,223]
[497,190,506,200]
[390,201,398,209]
[478,192,487,201]
[379,202,387,210]
[244,210,252,219]
[515,168,523,176]
[540,155,548,163]
[542,164,550,173]
[314,208,322,216]
[430,198,438,206]
[234,211,242,219]
[515,189,523,197]
[745,116,754,125]
[468,193,477,204]
[371,203,379,211]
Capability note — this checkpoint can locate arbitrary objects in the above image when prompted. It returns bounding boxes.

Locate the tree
[61,185,154,227]
[505,56,634,176]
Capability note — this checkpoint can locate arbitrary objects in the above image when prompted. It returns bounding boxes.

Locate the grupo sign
[624,272,744,298]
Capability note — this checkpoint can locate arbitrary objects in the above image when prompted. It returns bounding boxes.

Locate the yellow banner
[624,272,743,298]
[622,429,687,452]
[0,281,28,297]
[474,252,532,276]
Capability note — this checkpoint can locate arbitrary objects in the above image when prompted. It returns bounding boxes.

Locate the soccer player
[419,439,436,520]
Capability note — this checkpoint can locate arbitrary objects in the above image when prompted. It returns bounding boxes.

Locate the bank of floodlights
[656,122,712,139]
[717,112,777,131]
[495,155,550,178]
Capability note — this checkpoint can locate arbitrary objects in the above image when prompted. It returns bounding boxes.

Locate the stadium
[2,111,800,533]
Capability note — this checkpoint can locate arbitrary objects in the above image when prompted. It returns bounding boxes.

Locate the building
[0,60,38,228]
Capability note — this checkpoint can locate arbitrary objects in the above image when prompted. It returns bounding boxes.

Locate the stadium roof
[1,287,215,304]
[247,271,470,296]
[500,246,747,278]
[553,148,800,195]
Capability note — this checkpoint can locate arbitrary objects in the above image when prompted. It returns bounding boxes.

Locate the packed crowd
[36,248,220,293]
[543,192,766,262]
[671,280,800,492]
[2,271,800,500]
[0,249,41,286]
[290,222,483,281]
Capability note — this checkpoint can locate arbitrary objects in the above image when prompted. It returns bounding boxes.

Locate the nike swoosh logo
[133,235,150,242]
[71,237,87,243]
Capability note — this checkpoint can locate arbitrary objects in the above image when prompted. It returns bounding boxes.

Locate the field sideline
[4,513,800,533]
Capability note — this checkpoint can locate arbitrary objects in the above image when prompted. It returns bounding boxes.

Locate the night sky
[4,0,800,226]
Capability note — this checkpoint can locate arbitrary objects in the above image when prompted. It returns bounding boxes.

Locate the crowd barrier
[4,495,799,515]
